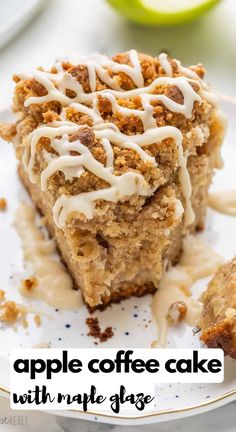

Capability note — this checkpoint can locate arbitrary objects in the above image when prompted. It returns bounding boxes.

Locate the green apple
[106,0,221,26]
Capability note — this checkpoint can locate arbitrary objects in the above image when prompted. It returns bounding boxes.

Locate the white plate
[0,100,236,426]
[0,0,45,50]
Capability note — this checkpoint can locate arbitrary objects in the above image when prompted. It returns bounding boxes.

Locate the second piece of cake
[200,257,236,358]
[2,50,226,308]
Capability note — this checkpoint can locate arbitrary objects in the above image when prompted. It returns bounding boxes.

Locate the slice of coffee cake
[2,50,225,308]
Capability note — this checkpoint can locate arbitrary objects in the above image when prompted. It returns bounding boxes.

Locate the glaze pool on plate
[0,100,236,424]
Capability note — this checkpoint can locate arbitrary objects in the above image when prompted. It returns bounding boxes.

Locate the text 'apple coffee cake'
[2,51,226,308]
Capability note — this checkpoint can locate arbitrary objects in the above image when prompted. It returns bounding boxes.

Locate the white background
[0,0,236,430]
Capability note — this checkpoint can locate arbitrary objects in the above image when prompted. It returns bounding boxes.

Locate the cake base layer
[19,165,158,308]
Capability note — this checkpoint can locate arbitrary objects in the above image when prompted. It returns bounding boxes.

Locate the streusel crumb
[0,198,7,211]
[22,276,38,291]
[34,314,41,327]
[167,301,187,324]
[86,317,114,342]
[0,301,21,322]
[0,290,5,301]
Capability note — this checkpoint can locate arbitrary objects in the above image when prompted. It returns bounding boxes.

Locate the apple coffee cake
[200,257,236,358]
[1,50,226,308]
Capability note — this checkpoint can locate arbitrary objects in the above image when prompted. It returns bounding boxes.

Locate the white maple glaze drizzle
[209,190,236,216]
[14,203,82,309]
[175,59,218,106]
[152,235,224,347]
[19,51,216,228]
[159,53,173,77]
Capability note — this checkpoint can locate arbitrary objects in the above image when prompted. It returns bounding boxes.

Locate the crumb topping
[86,316,114,342]
[0,301,21,322]
[0,198,7,211]
[34,314,41,327]
[0,289,41,328]
[167,300,187,324]
[0,123,16,141]
[22,276,38,291]
[8,50,217,230]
